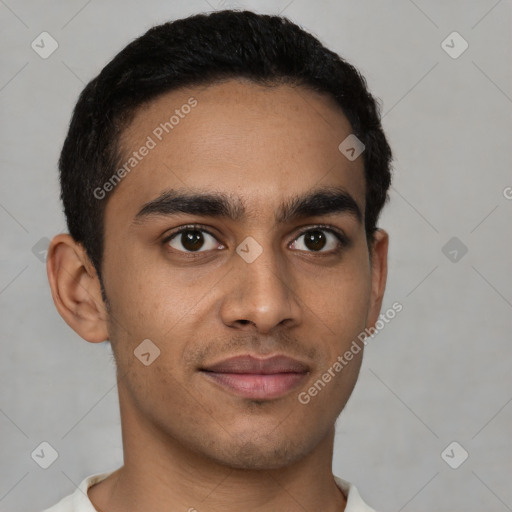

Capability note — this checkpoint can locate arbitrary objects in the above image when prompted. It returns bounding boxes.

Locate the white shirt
[42,470,378,512]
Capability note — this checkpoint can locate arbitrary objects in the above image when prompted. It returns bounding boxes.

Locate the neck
[88,383,346,512]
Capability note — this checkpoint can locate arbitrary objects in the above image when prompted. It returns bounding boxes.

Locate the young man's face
[82,79,387,469]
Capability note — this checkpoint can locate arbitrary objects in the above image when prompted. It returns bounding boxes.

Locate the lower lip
[201,371,307,400]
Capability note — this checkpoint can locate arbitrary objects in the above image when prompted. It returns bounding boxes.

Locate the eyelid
[161,223,350,252]
[293,224,349,244]
[162,224,221,246]
[291,224,350,251]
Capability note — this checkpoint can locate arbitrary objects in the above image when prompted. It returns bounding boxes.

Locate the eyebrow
[132,186,363,226]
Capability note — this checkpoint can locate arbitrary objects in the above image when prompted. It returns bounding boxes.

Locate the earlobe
[46,234,109,343]
[366,228,389,329]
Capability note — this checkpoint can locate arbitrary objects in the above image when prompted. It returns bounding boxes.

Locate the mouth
[200,372,309,400]
[199,354,310,400]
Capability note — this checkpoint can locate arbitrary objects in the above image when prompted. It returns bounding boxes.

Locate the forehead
[105,78,366,227]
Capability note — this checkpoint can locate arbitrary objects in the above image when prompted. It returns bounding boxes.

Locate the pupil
[179,230,327,252]
[305,230,326,251]
[182,230,204,251]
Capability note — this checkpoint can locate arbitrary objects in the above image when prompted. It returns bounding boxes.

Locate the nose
[219,243,302,334]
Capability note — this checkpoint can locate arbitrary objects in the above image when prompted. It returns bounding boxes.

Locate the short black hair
[59,9,393,291]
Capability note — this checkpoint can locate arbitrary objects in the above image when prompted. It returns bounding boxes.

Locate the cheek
[303,254,372,340]
[104,256,214,378]
[103,242,182,328]
[104,235,372,357]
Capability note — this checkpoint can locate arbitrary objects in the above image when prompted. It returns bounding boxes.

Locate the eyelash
[161,223,350,255]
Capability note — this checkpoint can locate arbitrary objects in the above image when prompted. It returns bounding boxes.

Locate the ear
[46,234,109,343]
[365,228,389,329]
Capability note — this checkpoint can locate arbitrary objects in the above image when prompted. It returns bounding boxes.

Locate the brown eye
[303,230,327,251]
[166,228,220,253]
[290,228,344,253]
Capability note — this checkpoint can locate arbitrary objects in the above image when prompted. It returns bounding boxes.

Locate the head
[48,10,392,470]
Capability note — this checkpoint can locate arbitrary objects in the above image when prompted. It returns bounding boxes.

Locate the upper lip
[201,354,310,374]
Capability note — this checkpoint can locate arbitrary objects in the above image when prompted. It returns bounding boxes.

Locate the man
[44,9,392,512]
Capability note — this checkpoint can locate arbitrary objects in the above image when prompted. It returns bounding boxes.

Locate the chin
[209,434,313,471]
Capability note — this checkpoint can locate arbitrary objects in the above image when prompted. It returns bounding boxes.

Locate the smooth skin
[47,78,388,512]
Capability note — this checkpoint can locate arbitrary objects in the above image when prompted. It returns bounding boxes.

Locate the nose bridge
[239,237,286,293]
[220,235,300,332]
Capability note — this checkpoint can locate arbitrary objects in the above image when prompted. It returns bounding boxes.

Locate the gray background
[1,1,511,511]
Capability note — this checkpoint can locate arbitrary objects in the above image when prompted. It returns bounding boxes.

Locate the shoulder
[41,470,116,512]
[42,492,74,512]
[334,475,379,512]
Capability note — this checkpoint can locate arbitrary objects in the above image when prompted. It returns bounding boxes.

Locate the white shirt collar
[44,470,378,512]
